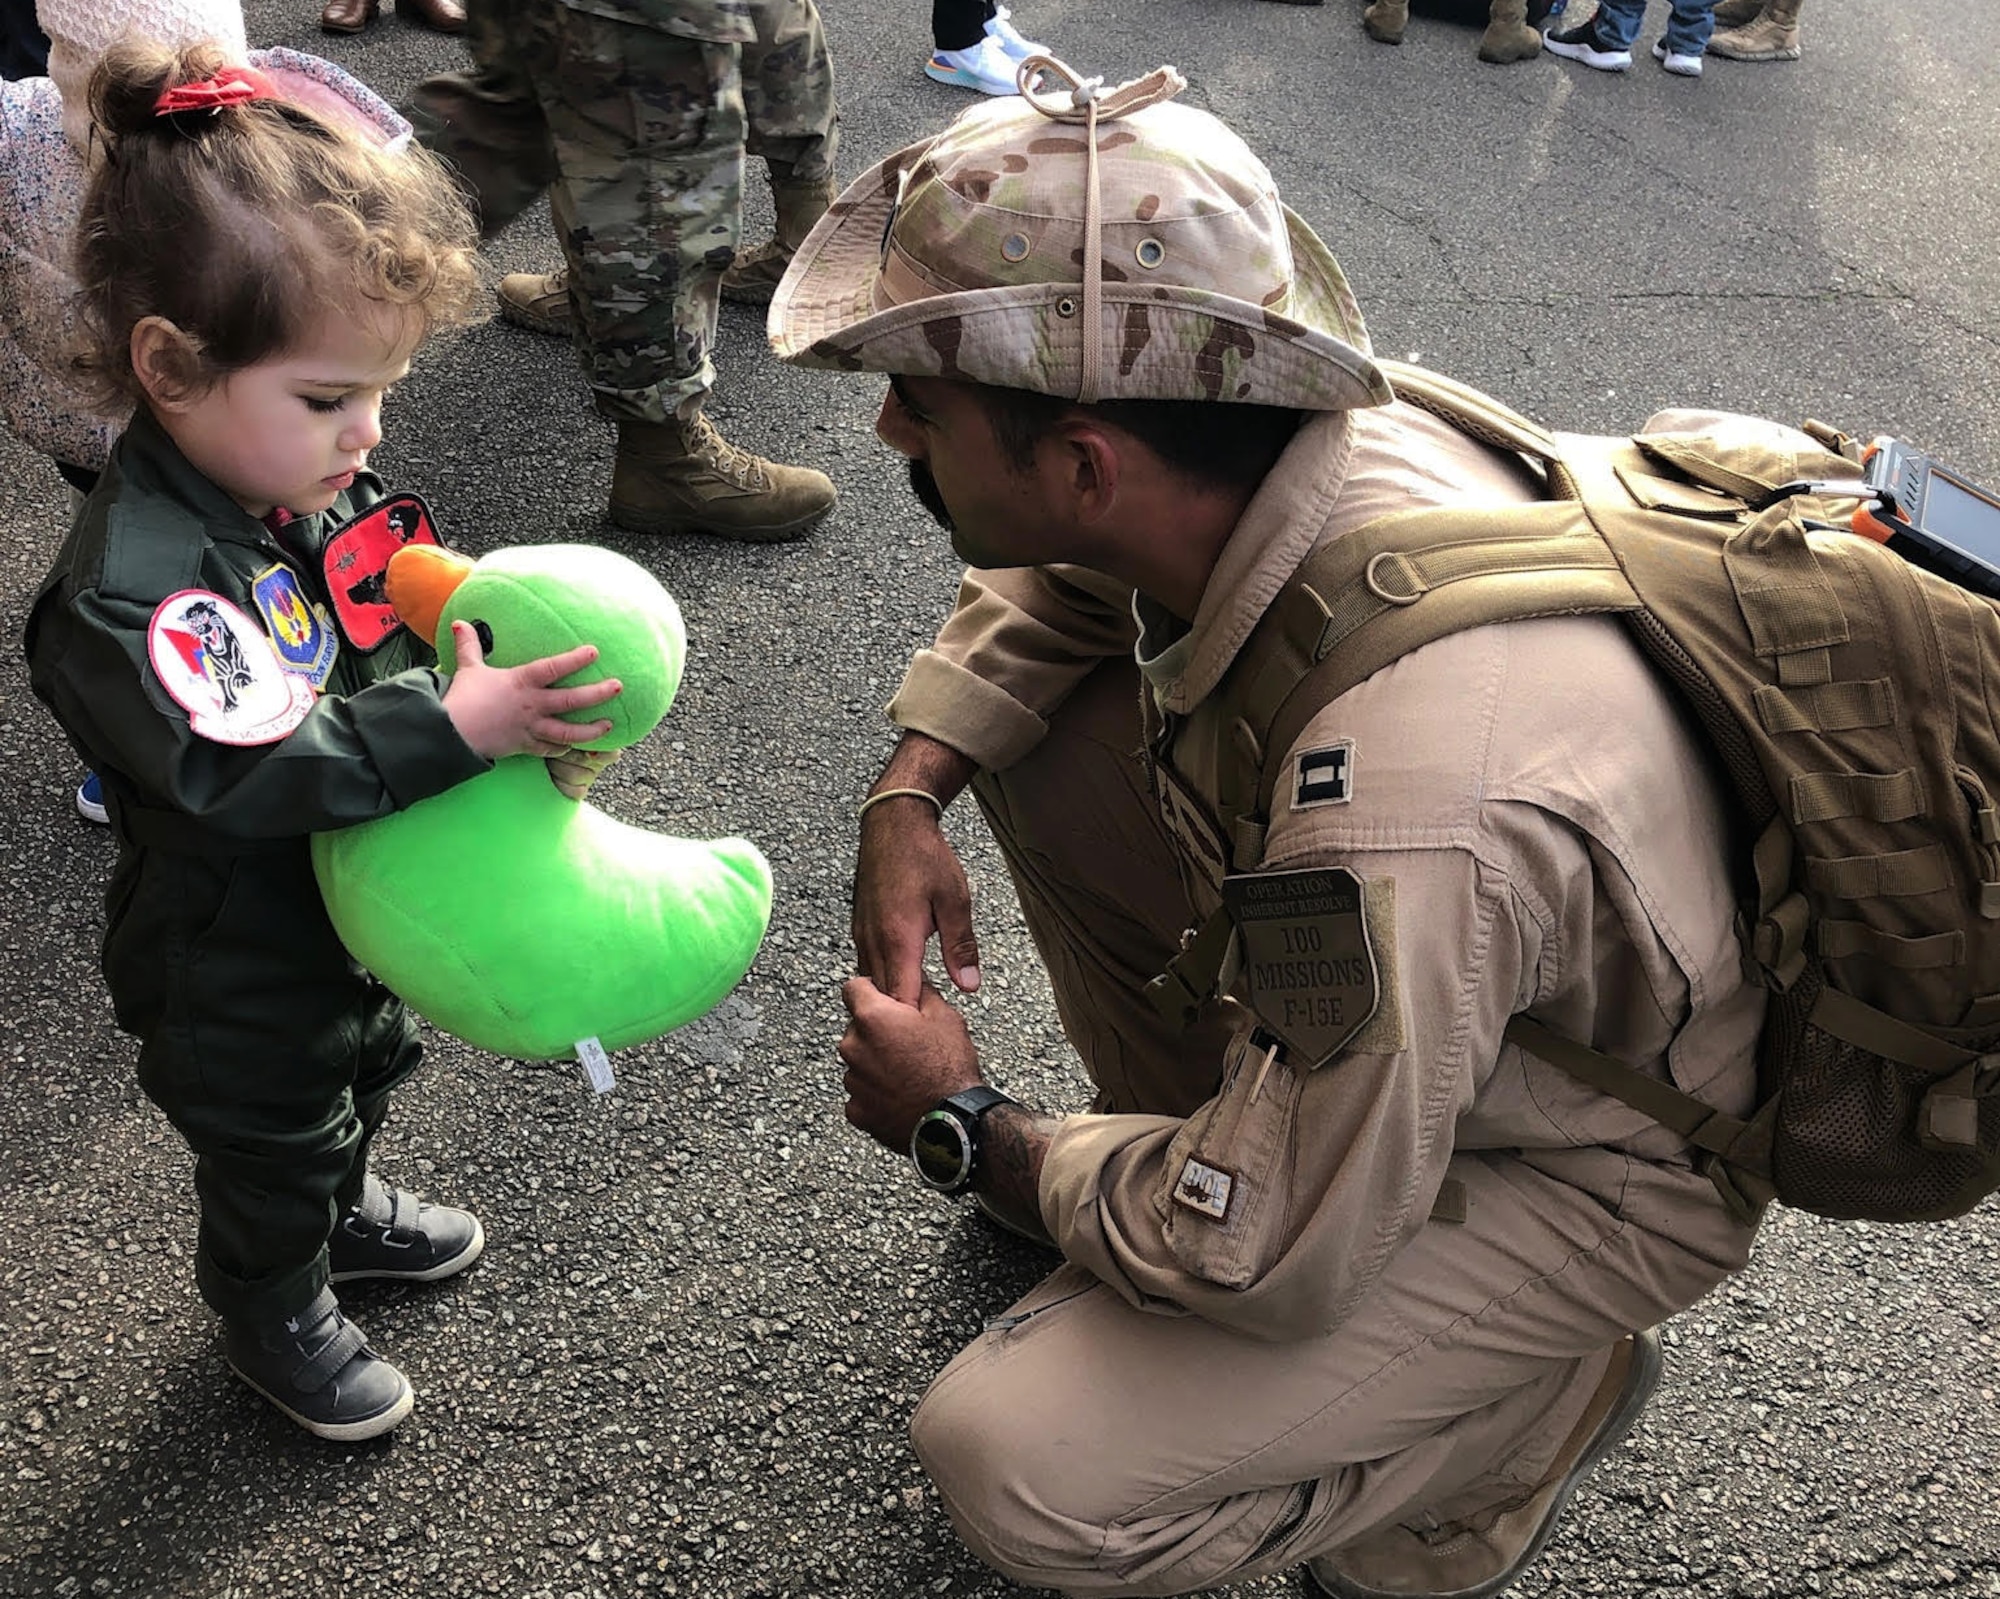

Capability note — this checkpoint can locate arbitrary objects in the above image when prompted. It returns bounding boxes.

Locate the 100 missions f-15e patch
[1220,866,1379,1067]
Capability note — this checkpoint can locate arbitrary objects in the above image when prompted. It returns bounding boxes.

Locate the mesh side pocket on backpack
[1765,978,2000,1222]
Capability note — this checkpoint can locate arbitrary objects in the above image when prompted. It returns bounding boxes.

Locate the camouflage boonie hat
[771,60,1391,411]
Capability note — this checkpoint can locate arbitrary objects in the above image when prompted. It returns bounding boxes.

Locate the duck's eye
[472,619,495,654]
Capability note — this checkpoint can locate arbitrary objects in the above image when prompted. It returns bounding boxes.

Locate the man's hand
[546,744,620,800]
[853,797,981,1004]
[441,619,620,761]
[838,977,983,1151]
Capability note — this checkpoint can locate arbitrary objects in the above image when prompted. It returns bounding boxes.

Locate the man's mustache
[907,459,954,532]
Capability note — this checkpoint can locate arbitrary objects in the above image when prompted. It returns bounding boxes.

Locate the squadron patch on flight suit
[147,590,314,745]
[322,492,440,650]
[1221,866,1379,1066]
[250,563,338,688]
[1292,740,1354,809]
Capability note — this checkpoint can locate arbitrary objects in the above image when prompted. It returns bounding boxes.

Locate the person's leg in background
[925,0,1050,97]
[483,0,842,328]
[1707,0,1802,60]
[411,1,835,541]
[1653,0,1716,74]
[405,0,560,236]
[1544,0,1643,69]
[724,0,839,307]
[0,5,50,80]
[51,466,111,823]
[321,0,467,38]
[532,8,836,540]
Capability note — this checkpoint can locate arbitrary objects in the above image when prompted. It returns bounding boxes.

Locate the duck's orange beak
[384,545,477,649]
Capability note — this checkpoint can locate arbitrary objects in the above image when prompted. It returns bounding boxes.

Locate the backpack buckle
[1737,894,1810,991]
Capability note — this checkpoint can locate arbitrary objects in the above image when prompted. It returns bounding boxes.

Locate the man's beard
[907,459,955,531]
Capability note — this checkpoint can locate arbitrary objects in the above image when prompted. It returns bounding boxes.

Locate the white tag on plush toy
[576,1037,615,1095]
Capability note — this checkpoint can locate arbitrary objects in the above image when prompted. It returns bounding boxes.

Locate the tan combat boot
[1307,1330,1663,1599]
[609,413,835,542]
[721,174,838,306]
[495,270,572,338]
[1708,0,1802,60]
[1362,0,1409,44]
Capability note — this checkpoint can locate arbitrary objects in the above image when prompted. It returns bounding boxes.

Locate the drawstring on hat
[1019,57,1188,405]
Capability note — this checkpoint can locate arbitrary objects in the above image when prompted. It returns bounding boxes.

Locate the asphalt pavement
[1,2,1996,1597]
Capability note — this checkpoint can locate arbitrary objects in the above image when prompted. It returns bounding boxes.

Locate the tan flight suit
[885,400,1767,1595]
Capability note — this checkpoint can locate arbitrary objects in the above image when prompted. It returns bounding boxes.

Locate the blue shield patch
[251,564,338,688]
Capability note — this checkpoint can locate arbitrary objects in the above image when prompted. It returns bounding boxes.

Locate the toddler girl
[25,38,623,1442]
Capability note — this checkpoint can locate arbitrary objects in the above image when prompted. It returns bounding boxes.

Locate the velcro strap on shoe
[294,1314,369,1394]
[352,1174,423,1241]
[383,1184,417,1240]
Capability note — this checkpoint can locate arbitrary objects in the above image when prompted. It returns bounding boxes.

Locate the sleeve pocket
[1157,1027,1307,1289]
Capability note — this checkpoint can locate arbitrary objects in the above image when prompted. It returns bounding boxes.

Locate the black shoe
[1543,17,1633,68]
[328,1173,485,1284]
[225,1287,413,1441]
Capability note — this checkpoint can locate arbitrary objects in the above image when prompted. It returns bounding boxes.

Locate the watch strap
[911,1085,1017,1196]
[937,1084,1014,1123]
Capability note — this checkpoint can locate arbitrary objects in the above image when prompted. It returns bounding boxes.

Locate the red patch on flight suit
[322,492,441,650]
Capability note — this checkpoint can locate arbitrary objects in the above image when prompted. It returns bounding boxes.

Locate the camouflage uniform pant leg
[742,0,838,188]
[405,0,562,239]
[530,9,746,424]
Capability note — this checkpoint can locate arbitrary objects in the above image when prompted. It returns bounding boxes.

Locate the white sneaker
[983,4,1048,62]
[925,33,1032,95]
[1651,38,1704,74]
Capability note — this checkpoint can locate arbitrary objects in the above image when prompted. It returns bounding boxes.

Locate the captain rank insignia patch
[1293,740,1354,809]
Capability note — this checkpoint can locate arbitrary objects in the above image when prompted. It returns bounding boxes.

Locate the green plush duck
[311,543,773,1063]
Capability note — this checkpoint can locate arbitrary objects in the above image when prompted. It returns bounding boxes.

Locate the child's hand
[441,619,620,761]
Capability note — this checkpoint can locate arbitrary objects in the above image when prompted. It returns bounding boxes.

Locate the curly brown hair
[72,39,482,408]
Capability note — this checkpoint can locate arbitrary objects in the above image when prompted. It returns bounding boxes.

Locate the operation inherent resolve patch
[1221,866,1379,1066]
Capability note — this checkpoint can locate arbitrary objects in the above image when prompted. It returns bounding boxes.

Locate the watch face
[911,1110,974,1193]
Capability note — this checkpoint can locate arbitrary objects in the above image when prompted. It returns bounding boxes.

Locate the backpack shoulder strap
[1232,503,1639,850]
[1376,359,1562,467]
[1215,357,1664,871]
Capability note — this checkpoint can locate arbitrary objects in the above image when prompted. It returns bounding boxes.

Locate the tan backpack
[1173,362,2000,1226]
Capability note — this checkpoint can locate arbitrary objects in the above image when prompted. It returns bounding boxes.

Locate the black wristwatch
[910,1085,1017,1196]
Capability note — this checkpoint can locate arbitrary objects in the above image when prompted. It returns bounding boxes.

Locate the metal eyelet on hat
[1000,232,1032,262]
[1056,296,1078,318]
[1134,238,1165,269]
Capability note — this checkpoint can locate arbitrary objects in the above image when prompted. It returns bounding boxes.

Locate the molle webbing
[1240,506,1638,837]
[1174,362,2000,1222]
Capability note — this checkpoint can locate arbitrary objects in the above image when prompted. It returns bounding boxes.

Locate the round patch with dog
[147,590,315,745]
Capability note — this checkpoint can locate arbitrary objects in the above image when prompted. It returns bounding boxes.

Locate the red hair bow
[153,65,279,116]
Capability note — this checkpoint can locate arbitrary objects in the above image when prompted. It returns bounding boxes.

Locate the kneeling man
[780,60,1762,1599]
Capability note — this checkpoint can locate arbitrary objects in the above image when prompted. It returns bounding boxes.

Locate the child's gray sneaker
[226,1287,413,1442]
[328,1173,485,1284]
